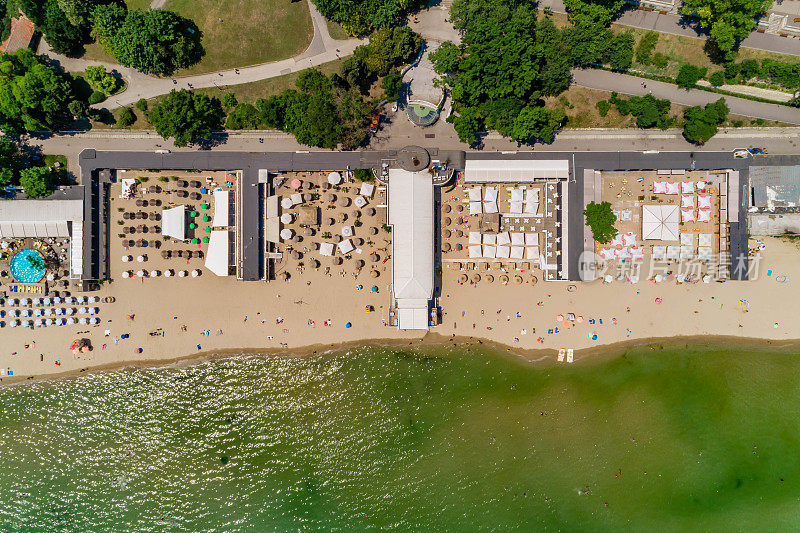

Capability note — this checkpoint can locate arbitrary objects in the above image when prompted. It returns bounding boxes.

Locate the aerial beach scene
[2,0,800,529]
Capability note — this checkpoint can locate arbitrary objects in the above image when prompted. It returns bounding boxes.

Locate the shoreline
[3,333,800,387]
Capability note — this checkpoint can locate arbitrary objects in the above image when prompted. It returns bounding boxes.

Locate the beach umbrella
[281,197,293,209]
[338,197,351,207]
[472,273,481,283]
[500,275,509,284]
[291,178,302,189]
[45,318,53,326]
[66,317,75,325]
[325,193,337,203]
[291,251,301,260]
[77,296,86,304]
[122,271,130,278]
[43,297,52,306]
[370,253,379,262]
[443,230,452,239]
[328,172,342,185]
[56,318,64,326]
[191,270,200,277]
[444,204,452,213]
[21,320,29,328]
[54,308,63,316]
[355,259,365,268]
[279,271,290,281]
[370,270,379,278]
[32,298,41,306]
[89,307,97,315]
[333,257,343,265]
[150,270,160,277]
[326,217,335,226]
[442,243,451,252]
[137,270,145,277]
[189,223,197,230]
[514,275,523,284]
[44,308,53,316]
[137,255,145,262]
[78,307,86,314]
[486,274,494,283]
[280,229,293,240]
[458,273,468,284]
[65,296,74,304]
[189,211,198,218]
[164,269,173,277]
[202,215,210,222]
[66,308,74,315]
[304,228,314,237]
[20,298,29,306]
[46,273,55,282]
[79,317,87,325]
[8,320,15,328]
[202,237,210,243]
[53,297,61,304]
[201,203,210,209]
[280,213,293,224]
[34,319,43,327]
[90,317,99,325]
[88,296,97,304]
[204,227,212,233]
[345,322,352,328]
[178,270,187,277]
[191,238,199,244]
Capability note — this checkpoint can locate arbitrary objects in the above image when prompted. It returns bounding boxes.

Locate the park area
[162,0,314,75]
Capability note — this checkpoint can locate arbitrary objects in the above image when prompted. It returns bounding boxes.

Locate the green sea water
[1,344,800,531]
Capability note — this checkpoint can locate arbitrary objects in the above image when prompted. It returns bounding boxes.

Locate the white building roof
[212,190,229,227]
[162,205,186,241]
[464,159,569,182]
[388,169,433,330]
[205,230,230,276]
[642,205,680,241]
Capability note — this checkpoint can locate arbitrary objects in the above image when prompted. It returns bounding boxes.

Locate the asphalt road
[571,69,800,125]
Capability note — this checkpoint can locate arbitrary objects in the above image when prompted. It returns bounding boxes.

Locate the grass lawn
[124,0,153,10]
[326,19,350,41]
[163,0,313,75]
[97,59,346,130]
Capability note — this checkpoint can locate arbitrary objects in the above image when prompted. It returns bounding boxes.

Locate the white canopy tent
[464,159,569,183]
[642,205,679,241]
[204,230,230,276]
[162,205,186,241]
[212,190,229,227]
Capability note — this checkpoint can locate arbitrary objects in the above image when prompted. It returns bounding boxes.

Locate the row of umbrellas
[121,269,201,278]
[457,273,528,285]
[4,296,97,306]
[123,211,161,220]
[135,198,163,207]
[1,317,100,328]
[2,307,98,317]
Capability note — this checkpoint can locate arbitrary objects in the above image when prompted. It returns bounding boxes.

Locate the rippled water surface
[1,344,800,531]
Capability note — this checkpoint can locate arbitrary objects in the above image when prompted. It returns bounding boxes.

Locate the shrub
[88,91,106,105]
[604,32,635,70]
[709,71,725,87]
[225,103,261,130]
[68,100,88,118]
[651,52,669,69]
[584,201,617,244]
[596,100,610,117]
[136,98,148,112]
[723,61,740,80]
[117,107,136,127]
[739,59,759,80]
[635,31,658,65]
[222,92,238,108]
[381,71,403,101]
[683,98,728,144]
[675,64,707,89]
[353,168,373,181]
[85,65,119,94]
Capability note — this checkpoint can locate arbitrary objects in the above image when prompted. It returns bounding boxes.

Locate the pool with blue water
[10,249,45,283]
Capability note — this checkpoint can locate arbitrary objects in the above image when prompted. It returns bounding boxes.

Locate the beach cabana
[212,190,230,227]
[510,246,524,259]
[681,195,694,208]
[511,232,525,246]
[468,245,482,258]
[483,233,496,246]
[290,193,303,206]
[525,232,539,246]
[698,246,713,261]
[665,182,680,195]
[359,182,375,198]
[642,205,679,241]
[680,233,694,247]
[280,228,294,241]
[161,205,186,241]
[666,245,680,260]
[354,196,368,209]
[496,232,511,246]
[680,245,693,260]
[319,243,335,256]
[468,231,481,245]
[467,188,482,202]
[482,245,496,258]
[341,226,354,237]
[527,246,540,260]
[697,209,711,223]
[338,239,355,255]
[681,181,694,194]
[681,209,695,223]
[698,195,712,209]
[469,202,482,215]
[698,233,713,247]
[496,246,510,259]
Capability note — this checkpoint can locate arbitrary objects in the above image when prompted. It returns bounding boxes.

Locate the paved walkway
[571,68,800,125]
[541,0,800,56]
[38,0,363,108]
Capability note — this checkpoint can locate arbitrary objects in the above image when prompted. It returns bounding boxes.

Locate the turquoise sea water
[1,344,800,531]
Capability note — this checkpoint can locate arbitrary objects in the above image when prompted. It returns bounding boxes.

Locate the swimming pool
[10,249,46,283]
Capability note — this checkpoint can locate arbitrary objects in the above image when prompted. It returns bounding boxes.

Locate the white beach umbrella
[77,296,86,304]
[43,297,51,306]
[90,317,99,325]
[66,308,74,315]
[44,308,52,316]
[122,271,130,278]
[21,320,30,328]
[281,197,293,209]
[66,317,75,325]
[191,270,199,277]
[178,270,187,277]
[55,308,63,316]
[328,171,342,185]
[89,307,98,315]
[122,255,130,262]
[164,269,173,278]
[78,307,86,314]
[280,228,294,240]
[280,213,293,224]
[33,309,42,317]
[20,309,31,318]
[46,273,55,282]
[20,298,29,306]
[150,270,160,277]
[45,318,53,326]
[79,317,88,325]
[55,318,64,326]
[137,270,145,277]
[137,255,145,262]
[53,296,61,304]
[88,296,97,303]
[32,298,41,306]
[65,296,73,304]
[8,320,15,328]
[34,319,42,327]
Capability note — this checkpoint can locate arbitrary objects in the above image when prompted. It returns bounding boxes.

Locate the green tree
[68,99,88,118]
[709,70,725,86]
[635,31,659,65]
[57,0,103,26]
[225,103,261,130]
[0,49,75,133]
[675,63,707,89]
[584,201,617,243]
[84,65,119,94]
[562,0,626,26]
[135,98,148,112]
[683,98,728,144]
[681,0,770,55]
[117,106,136,127]
[311,0,426,34]
[222,92,238,109]
[19,0,88,57]
[604,32,634,70]
[353,168,373,181]
[92,7,204,75]
[149,90,224,146]
[19,166,55,199]
[510,106,566,142]
[381,70,402,100]
[0,138,20,186]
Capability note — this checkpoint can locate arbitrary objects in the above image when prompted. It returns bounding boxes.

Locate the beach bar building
[387,168,434,330]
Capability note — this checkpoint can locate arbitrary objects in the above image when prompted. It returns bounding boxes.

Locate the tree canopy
[681,0,770,57]
[311,0,426,35]
[682,98,728,144]
[584,201,618,244]
[149,90,224,147]
[0,49,75,133]
[92,5,204,75]
[19,166,54,199]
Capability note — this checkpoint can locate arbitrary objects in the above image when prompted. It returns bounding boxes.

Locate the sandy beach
[0,228,797,385]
